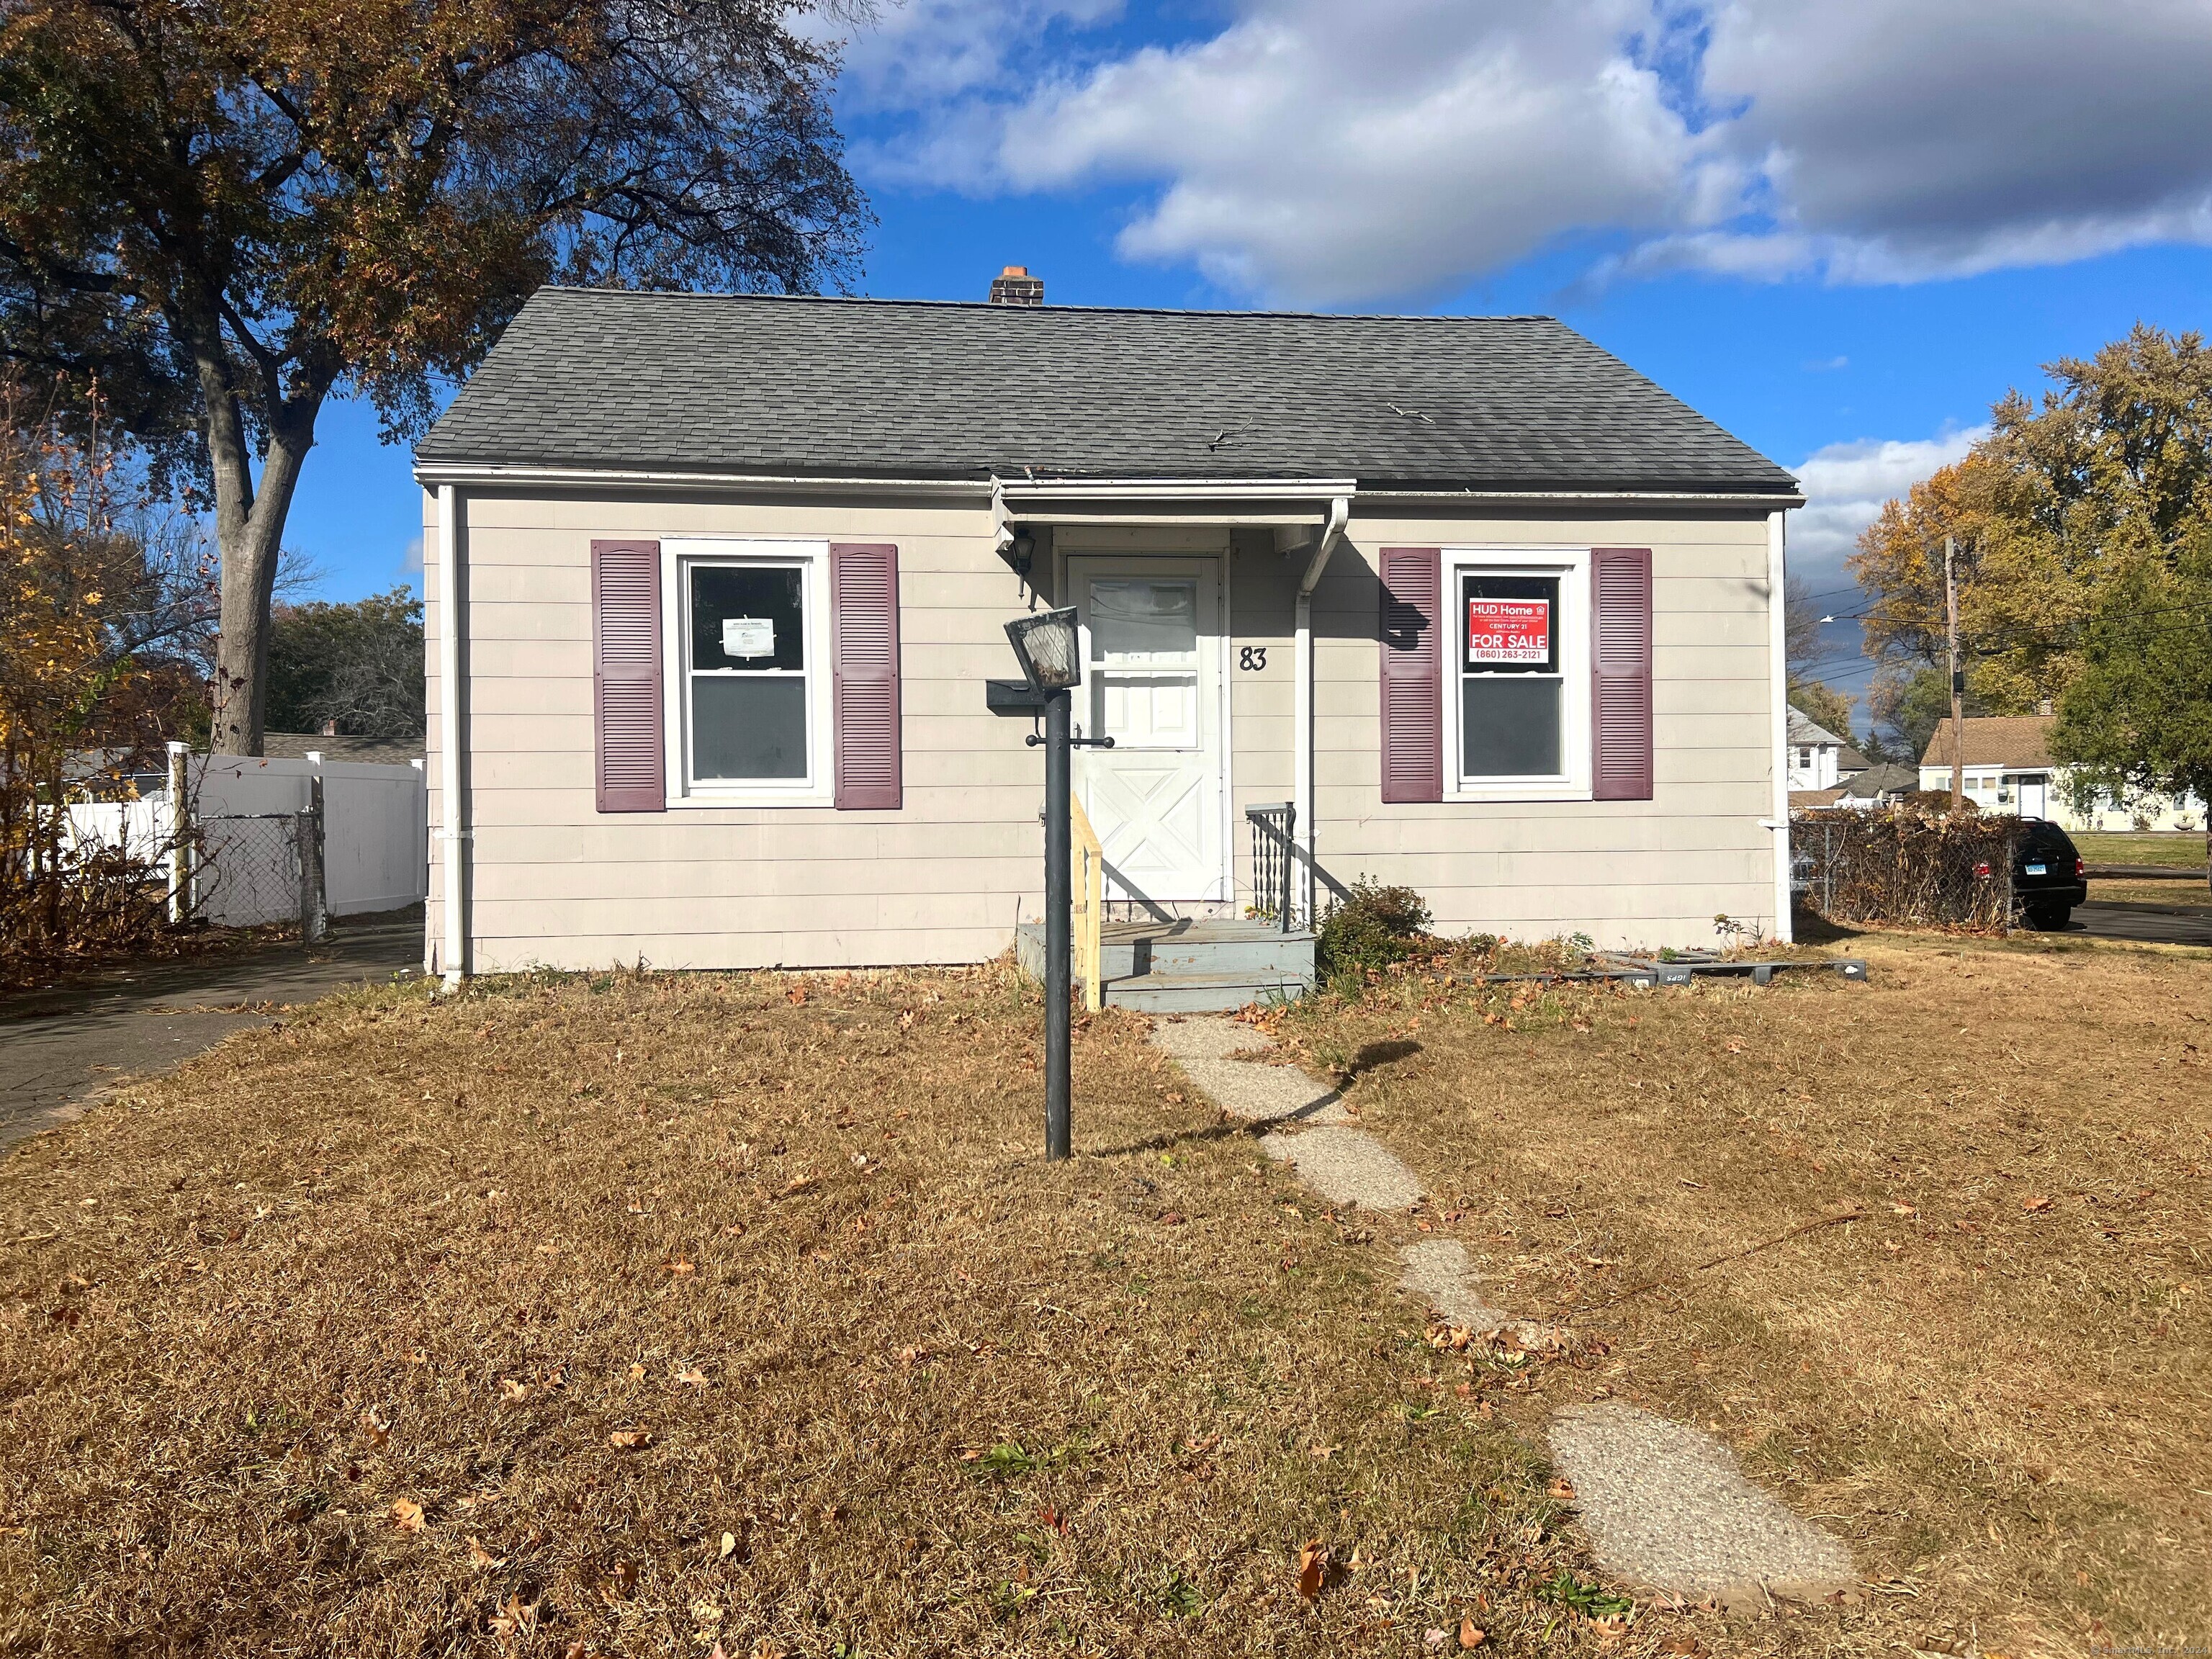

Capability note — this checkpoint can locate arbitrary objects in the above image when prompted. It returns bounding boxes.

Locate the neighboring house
[1918,714,2205,830]
[264,731,426,767]
[1786,706,1854,791]
[410,279,1805,977]
[1837,762,1918,809]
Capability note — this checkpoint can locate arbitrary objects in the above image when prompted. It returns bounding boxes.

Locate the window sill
[1444,781,1596,804]
[666,790,833,810]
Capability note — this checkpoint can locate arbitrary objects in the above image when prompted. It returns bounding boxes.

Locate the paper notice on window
[721,616,775,659]
[1467,598,1550,665]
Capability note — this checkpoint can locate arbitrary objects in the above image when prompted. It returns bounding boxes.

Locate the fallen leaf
[499,1378,529,1402]
[1890,1202,1917,1218]
[675,1365,709,1387]
[487,1593,539,1637]
[601,1559,639,1603]
[1460,1618,1487,1647]
[1658,1637,1706,1657]
[359,1406,392,1449]
[1548,1478,1577,1501]
[1296,1539,1328,1600]
[468,1536,505,1568]
[719,1532,739,1559]
[2023,1195,2054,1213]
[666,1259,696,1276]
[390,1498,426,1533]
[608,1428,654,1450]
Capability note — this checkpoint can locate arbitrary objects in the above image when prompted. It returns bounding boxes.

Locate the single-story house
[1919,714,2205,831]
[411,278,1805,981]
[1837,762,1918,809]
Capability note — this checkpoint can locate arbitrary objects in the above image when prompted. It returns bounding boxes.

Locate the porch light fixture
[1004,607,1081,692]
[1004,604,1109,1162]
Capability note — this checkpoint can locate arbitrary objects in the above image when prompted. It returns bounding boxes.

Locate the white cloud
[842,0,2212,304]
[400,534,425,576]
[1787,427,1986,589]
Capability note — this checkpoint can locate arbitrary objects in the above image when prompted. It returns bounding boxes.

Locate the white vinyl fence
[64,749,427,928]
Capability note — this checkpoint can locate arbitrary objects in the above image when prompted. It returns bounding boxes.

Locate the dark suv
[2013,819,2088,930]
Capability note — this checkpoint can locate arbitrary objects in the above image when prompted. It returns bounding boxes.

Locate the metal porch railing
[1244,802,1349,932]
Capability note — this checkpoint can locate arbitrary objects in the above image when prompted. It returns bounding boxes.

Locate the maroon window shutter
[1378,547,1443,804]
[830,543,902,810]
[592,539,665,812]
[1591,547,1654,801]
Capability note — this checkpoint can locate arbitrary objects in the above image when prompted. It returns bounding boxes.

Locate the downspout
[436,484,469,987]
[1765,508,1794,943]
[1293,495,1350,922]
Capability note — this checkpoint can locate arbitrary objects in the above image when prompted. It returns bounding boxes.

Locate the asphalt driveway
[1,910,422,1152]
[2064,896,2212,948]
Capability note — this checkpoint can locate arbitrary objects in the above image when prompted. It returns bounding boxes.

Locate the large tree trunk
[197,354,317,756]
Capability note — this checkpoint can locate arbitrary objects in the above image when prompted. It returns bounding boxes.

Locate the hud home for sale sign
[1467,598,1551,665]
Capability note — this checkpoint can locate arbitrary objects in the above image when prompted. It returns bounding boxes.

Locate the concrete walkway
[1148,1013,1856,1609]
[0,910,421,1151]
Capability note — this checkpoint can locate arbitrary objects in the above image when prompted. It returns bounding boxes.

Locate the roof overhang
[411,459,1804,512]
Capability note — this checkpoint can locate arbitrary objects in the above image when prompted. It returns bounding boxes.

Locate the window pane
[1090,580,1197,665]
[1462,574,1558,675]
[693,565,804,670]
[1462,678,1562,777]
[693,677,807,781]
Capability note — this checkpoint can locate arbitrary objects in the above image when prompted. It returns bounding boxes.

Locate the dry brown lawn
[1266,932,2212,1659]
[2088,878,2212,909]
[4,964,1600,1658]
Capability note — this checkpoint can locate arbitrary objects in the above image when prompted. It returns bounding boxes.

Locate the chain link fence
[190,811,310,929]
[1790,809,2020,931]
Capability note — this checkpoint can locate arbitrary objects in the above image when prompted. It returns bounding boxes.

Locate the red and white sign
[1467,598,1551,665]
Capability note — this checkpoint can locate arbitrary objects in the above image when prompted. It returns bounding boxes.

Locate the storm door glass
[1089,579,1199,748]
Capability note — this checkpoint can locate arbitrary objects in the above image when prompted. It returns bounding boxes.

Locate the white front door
[1067,556,1226,903]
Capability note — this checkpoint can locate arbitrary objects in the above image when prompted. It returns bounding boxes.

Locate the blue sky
[284,0,2212,732]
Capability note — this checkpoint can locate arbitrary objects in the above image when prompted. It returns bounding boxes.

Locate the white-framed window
[1444,549,1592,801]
[660,539,833,804]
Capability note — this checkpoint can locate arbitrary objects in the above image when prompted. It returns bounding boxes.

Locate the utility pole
[1945,535,1964,812]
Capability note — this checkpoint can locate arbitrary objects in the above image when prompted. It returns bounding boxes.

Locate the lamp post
[1004,608,1108,1161]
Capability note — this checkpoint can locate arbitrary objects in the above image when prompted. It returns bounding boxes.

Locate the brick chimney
[989,264,1043,305]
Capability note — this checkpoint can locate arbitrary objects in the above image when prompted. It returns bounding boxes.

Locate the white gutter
[436,484,468,986]
[1766,508,1794,944]
[1359,487,1807,509]
[414,462,990,498]
[1001,477,1357,503]
[1292,495,1351,922]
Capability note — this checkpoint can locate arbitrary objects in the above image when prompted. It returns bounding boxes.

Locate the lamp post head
[1004,607,1082,693]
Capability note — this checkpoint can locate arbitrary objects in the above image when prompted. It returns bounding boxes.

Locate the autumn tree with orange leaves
[0,0,868,753]
[1851,324,2212,755]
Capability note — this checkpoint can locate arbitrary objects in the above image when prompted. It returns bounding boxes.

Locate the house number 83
[1238,646,1268,671]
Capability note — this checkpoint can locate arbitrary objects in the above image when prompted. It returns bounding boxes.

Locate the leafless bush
[1792,807,2020,931]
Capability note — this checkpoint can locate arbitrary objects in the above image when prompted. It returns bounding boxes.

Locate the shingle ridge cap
[524,286,1560,325]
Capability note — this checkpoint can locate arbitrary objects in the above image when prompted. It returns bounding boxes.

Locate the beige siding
[427,489,1781,973]
[1307,508,1779,947]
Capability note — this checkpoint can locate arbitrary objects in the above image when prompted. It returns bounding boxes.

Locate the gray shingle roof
[415,289,1799,496]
